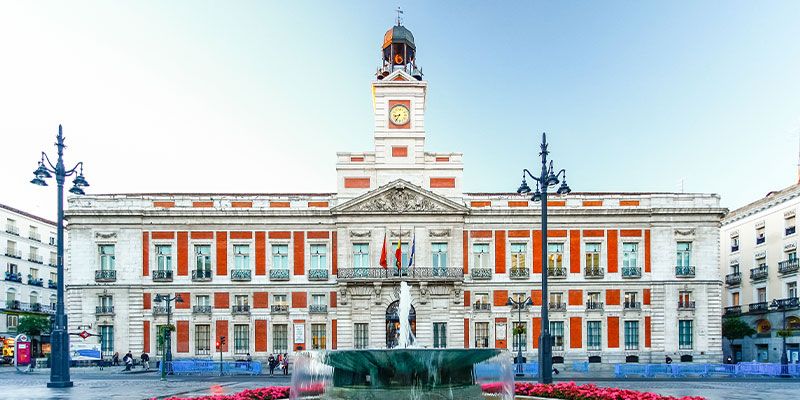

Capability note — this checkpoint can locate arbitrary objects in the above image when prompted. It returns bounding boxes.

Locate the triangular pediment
[382,69,414,82]
[333,179,468,215]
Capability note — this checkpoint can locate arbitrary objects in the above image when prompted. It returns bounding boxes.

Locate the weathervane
[396,7,403,25]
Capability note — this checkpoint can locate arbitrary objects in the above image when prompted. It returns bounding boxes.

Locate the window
[786,216,796,236]
[624,321,639,350]
[679,291,692,308]
[272,244,289,269]
[474,292,489,308]
[624,292,638,308]
[731,292,740,306]
[196,295,210,307]
[731,236,739,252]
[475,322,489,348]
[512,292,526,303]
[473,243,490,269]
[550,321,564,350]
[788,282,798,299]
[757,287,767,303]
[7,314,18,330]
[273,324,288,353]
[233,244,250,270]
[512,322,527,352]
[49,236,55,245]
[99,295,113,308]
[756,255,766,268]
[677,242,692,267]
[156,245,172,271]
[311,324,326,350]
[756,226,765,244]
[622,243,638,269]
[789,251,798,262]
[29,226,38,239]
[354,323,369,349]
[679,320,693,349]
[585,243,601,270]
[6,288,16,303]
[99,244,115,270]
[29,291,39,305]
[550,292,563,306]
[273,294,287,305]
[99,325,114,358]
[587,292,601,307]
[431,243,448,274]
[234,295,249,306]
[195,245,211,271]
[196,325,210,355]
[311,294,325,306]
[352,243,369,269]
[30,268,38,280]
[49,252,56,266]
[50,294,56,309]
[433,322,447,348]
[310,244,327,270]
[587,321,602,350]
[6,263,18,274]
[234,324,249,354]
[548,243,564,272]
[510,243,527,272]
[7,240,16,254]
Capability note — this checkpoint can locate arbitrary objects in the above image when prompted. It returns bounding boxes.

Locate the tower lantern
[377,11,422,80]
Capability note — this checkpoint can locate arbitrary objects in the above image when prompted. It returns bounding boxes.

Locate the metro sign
[78,331,91,340]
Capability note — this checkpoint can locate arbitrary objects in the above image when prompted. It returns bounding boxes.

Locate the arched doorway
[386,300,416,348]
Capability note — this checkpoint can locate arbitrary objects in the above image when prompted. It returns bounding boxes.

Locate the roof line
[0,203,56,226]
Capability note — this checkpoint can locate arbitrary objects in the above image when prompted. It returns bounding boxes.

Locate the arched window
[30,291,39,305]
[756,319,771,333]
[6,288,16,303]
[787,316,800,330]
[50,294,57,308]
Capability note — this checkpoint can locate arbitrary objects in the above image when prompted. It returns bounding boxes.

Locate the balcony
[28,254,43,264]
[337,267,463,282]
[750,265,768,281]
[623,301,641,310]
[28,232,41,242]
[585,267,604,278]
[271,304,289,314]
[621,266,641,278]
[27,276,43,287]
[725,272,742,286]
[724,305,742,316]
[230,269,252,282]
[548,302,566,312]
[548,267,567,279]
[152,270,173,282]
[675,265,696,278]
[787,226,797,236]
[270,269,290,281]
[586,301,604,311]
[772,297,800,310]
[5,225,19,235]
[678,301,696,310]
[48,279,57,289]
[4,271,22,282]
[511,302,529,311]
[231,304,250,315]
[3,301,54,314]
[308,269,329,281]
[192,269,212,282]
[48,259,57,267]
[193,305,212,314]
[5,249,22,259]
[95,269,117,282]
[471,268,492,280]
[309,304,328,314]
[778,259,799,275]
[473,303,491,312]
[748,301,769,314]
[95,305,115,316]
[152,305,168,316]
[510,268,530,280]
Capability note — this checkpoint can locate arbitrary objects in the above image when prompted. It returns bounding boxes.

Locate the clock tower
[336,20,464,200]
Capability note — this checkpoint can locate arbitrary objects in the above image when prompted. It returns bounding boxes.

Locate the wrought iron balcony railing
[675,265,696,277]
[28,232,41,242]
[48,259,57,267]
[678,301,696,310]
[725,272,741,286]
[510,268,530,280]
[724,305,742,316]
[48,279,57,289]
[270,269,290,281]
[337,267,463,282]
[748,301,769,314]
[28,254,43,264]
[778,259,799,275]
[271,304,289,314]
[586,301,604,311]
[750,265,768,281]
[5,225,19,235]
[4,272,22,282]
[308,269,329,281]
[152,269,173,282]
[3,301,54,314]
[309,304,328,313]
[623,301,641,310]
[95,269,116,282]
[5,250,22,259]
[152,305,168,315]
[621,266,641,278]
[230,269,252,282]
[95,305,114,315]
[27,276,43,287]
[772,297,800,310]
[193,305,212,314]
[585,267,604,278]
[471,268,492,280]
[548,302,566,311]
[231,304,250,314]
[473,303,491,311]
[548,266,567,278]
[192,269,212,281]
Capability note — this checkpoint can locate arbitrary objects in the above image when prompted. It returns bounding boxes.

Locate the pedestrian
[282,353,289,375]
[665,355,673,364]
[552,366,559,375]
[112,352,120,366]
[268,354,276,376]
[123,353,131,371]
[140,351,150,370]
[28,353,36,372]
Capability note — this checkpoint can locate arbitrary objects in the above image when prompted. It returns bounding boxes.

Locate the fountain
[290,280,514,399]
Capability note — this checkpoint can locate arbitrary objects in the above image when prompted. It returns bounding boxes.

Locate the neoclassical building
[65,22,725,365]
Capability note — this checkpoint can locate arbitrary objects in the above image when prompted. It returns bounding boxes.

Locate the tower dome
[377,16,422,80]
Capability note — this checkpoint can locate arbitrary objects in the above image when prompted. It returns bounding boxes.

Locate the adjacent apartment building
[64,22,726,364]
[721,183,800,363]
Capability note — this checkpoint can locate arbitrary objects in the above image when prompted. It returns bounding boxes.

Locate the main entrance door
[386,300,416,349]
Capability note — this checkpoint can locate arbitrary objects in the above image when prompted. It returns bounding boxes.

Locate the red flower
[481,382,705,400]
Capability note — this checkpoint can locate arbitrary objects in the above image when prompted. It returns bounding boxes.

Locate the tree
[16,315,52,337]
[722,317,756,341]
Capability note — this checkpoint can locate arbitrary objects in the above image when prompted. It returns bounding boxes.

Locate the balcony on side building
[623,301,641,310]
[27,276,43,287]
[750,265,768,282]
[231,304,250,315]
[192,269,212,282]
[473,303,491,312]
[548,266,567,279]
[309,304,328,314]
[675,265,696,278]
[778,259,799,275]
[29,232,41,242]
[4,271,22,283]
[586,301,604,311]
[271,304,289,314]
[95,270,117,282]
[510,268,530,280]
[28,254,43,264]
[5,224,19,235]
[230,269,252,282]
[5,249,22,259]
[95,305,115,316]
[725,272,742,286]
[193,305,212,314]
[152,305,168,316]
[678,300,696,310]
[724,305,742,316]
[308,269,329,281]
[48,279,57,289]
[621,266,641,278]
[4,301,54,314]
[152,270,173,282]
[585,267,604,279]
[773,297,800,310]
[337,267,463,282]
[270,269,290,281]
[748,301,769,314]
[548,302,566,312]
[471,268,492,280]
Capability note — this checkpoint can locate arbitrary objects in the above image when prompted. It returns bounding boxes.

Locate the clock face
[389,104,410,125]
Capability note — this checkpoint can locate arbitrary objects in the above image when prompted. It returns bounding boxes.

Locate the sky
[1,1,799,219]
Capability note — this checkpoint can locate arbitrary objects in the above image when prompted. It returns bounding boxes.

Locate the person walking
[268,354,276,376]
[282,353,289,376]
[140,351,150,370]
[665,355,673,364]
[112,352,120,366]
[123,352,132,371]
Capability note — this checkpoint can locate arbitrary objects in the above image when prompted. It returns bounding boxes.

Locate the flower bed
[482,382,705,400]
[163,386,289,400]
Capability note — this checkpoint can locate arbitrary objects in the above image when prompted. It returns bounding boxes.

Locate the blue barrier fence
[615,362,800,378]
[160,360,262,375]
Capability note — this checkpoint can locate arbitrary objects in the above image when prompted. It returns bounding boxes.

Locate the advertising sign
[15,334,30,366]
[294,324,305,344]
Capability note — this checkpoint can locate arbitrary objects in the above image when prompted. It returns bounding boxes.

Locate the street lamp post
[31,125,90,388]
[770,298,793,377]
[155,293,183,381]
[506,296,532,376]
[516,132,571,384]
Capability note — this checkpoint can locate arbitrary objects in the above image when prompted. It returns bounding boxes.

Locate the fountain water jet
[397,281,415,348]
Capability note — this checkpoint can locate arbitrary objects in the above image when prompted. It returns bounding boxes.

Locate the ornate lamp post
[770,297,797,377]
[155,293,183,380]
[516,132,571,384]
[506,296,532,376]
[31,125,90,388]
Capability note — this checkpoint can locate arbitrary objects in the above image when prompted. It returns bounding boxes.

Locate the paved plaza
[0,366,797,400]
